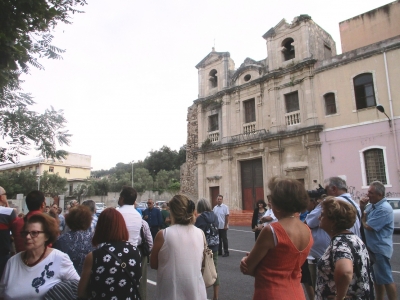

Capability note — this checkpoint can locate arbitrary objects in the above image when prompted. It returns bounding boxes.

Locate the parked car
[156,201,167,208]
[95,203,105,216]
[387,198,400,231]
[136,202,147,214]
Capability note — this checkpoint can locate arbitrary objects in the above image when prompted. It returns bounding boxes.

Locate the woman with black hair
[251,199,267,241]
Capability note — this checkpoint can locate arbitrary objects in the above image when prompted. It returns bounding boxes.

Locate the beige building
[339,1,400,53]
[0,152,92,196]
[181,1,400,210]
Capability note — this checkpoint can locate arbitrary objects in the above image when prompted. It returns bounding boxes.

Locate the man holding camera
[305,176,361,289]
[323,176,362,237]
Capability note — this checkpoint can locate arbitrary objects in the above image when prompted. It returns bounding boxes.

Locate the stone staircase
[229,210,253,227]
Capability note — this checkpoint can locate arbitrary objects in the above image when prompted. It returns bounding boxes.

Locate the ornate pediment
[262,15,312,39]
[195,51,230,69]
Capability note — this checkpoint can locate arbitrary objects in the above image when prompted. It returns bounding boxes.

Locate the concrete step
[229,210,253,227]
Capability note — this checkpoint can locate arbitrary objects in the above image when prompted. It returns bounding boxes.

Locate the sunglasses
[20,231,45,238]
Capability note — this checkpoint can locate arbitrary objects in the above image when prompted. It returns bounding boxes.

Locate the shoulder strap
[102,247,139,295]
[341,196,361,221]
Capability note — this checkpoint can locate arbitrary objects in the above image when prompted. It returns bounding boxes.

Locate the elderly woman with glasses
[0,213,79,300]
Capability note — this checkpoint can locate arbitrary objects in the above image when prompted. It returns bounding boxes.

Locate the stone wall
[180,103,199,201]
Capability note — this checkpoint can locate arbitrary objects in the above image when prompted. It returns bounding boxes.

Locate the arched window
[353,73,376,110]
[324,93,337,115]
[209,69,218,88]
[282,38,295,61]
[363,148,387,185]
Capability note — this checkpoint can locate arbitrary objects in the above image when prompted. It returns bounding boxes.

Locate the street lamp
[37,173,41,191]
[376,104,391,127]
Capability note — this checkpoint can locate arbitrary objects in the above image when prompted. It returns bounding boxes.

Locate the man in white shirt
[213,195,230,257]
[324,176,362,238]
[117,186,151,300]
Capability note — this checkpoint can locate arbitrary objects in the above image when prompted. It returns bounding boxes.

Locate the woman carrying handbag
[195,198,220,300]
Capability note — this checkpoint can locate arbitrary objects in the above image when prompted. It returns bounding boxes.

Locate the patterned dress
[89,242,142,300]
[316,233,372,299]
[53,229,95,275]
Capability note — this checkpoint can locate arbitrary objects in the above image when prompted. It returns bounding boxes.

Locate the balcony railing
[208,131,219,142]
[285,111,301,126]
[243,122,256,135]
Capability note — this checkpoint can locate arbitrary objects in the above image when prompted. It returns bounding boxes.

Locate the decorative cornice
[221,156,233,161]
[206,176,222,183]
[305,141,322,149]
[236,148,265,155]
[284,166,308,173]
[268,147,284,154]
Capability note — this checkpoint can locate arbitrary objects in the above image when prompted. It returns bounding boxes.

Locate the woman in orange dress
[240,177,313,300]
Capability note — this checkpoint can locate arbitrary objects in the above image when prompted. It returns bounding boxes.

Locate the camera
[307,184,326,198]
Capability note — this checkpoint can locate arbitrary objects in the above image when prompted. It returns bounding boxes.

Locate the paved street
[146,226,400,300]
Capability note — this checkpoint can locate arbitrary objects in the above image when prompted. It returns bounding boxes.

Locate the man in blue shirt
[142,199,162,241]
[361,181,397,300]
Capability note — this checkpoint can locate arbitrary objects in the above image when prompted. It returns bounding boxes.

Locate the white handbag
[201,231,217,287]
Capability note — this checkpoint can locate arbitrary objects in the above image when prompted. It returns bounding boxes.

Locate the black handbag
[138,225,151,256]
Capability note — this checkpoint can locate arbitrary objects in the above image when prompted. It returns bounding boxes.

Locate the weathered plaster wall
[339,1,400,52]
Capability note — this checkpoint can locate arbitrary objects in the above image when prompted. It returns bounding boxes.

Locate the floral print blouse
[89,242,142,300]
[316,233,372,300]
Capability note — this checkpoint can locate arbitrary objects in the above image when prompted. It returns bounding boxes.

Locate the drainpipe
[383,51,400,181]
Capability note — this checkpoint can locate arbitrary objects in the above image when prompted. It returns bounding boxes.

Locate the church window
[244,74,251,82]
[324,93,337,115]
[244,99,256,123]
[353,73,376,110]
[209,69,218,88]
[208,114,219,132]
[285,91,299,113]
[282,38,295,61]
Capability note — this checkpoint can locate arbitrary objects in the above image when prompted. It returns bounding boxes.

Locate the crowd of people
[0,175,397,300]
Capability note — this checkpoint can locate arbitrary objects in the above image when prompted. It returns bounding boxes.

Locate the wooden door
[241,159,264,210]
[210,186,220,208]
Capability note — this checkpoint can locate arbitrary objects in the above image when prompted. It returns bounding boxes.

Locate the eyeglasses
[20,231,45,238]
[147,202,153,205]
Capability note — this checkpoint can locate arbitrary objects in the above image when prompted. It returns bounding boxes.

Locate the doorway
[210,186,220,208]
[241,158,264,210]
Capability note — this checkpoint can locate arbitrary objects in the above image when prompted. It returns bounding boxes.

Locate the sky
[19,0,393,171]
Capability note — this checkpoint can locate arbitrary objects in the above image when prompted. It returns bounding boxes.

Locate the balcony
[285,110,301,126]
[243,122,256,135]
[208,131,219,142]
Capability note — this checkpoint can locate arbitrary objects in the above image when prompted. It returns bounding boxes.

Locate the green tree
[154,169,180,192]
[0,0,88,163]
[39,171,67,196]
[133,168,153,193]
[72,183,94,202]
[144,146,180,176]
[91,177,110,196]
[167,179,181,195]
[0,170,37,197]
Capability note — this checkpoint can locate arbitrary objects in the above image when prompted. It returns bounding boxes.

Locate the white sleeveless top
[156,224,207,300]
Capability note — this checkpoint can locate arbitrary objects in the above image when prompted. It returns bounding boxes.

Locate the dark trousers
[0,254,10,278]
[218,229,229,254]
[150,226,159,241]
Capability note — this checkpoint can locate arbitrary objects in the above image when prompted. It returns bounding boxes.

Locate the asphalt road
[146,226,400,300]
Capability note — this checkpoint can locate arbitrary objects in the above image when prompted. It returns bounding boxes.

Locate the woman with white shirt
[0,213,79,300]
